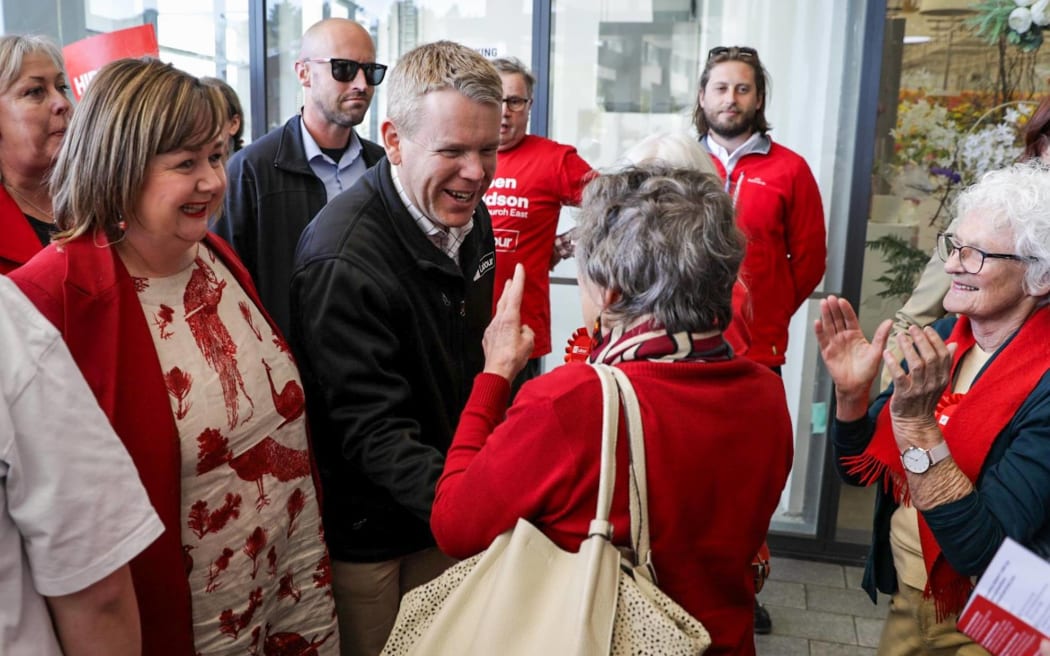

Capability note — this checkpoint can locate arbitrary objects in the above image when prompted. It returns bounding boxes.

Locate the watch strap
[926,440,951,466]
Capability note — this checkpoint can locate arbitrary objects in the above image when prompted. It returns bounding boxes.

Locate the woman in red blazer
[11,59,338,656]
[0,34,71,273]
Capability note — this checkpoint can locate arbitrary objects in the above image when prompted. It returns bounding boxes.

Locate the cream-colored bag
[381,364,710,656]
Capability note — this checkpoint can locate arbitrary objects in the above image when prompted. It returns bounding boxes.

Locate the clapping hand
[884,323,955,445]
[814,295,892,409]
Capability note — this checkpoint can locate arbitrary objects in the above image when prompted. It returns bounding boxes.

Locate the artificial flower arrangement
[888,95,1030,214]
[971,0,1050,51]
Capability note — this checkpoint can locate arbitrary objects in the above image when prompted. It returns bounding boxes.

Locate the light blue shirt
[299,116,368,202]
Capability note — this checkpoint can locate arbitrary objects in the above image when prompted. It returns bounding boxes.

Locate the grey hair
[576,164,744,332]
[386,41,502,138]
[490,56,535,97]
[0,34,65,94]
[616,132,719,177]
[955,161,1050,298]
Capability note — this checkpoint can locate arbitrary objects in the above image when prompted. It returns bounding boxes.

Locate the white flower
[1031,0,1050,25]
[1016,0,1035,7]
[1010,6,1034,32]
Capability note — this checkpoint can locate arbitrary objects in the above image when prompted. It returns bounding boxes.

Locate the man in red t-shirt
[485,57,595,392]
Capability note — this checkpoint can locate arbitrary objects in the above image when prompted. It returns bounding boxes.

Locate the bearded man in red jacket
[693,44,828,634]
[694,45,827,373]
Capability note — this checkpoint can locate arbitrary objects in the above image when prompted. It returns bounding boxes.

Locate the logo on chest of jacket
[474,251,495,281]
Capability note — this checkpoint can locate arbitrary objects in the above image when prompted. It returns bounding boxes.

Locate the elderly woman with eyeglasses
[816,162,1050,655]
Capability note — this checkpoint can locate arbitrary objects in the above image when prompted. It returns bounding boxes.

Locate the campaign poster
[63,24,159,101]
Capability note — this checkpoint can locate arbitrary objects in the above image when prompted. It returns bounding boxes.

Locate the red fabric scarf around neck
[842,306,1050,620]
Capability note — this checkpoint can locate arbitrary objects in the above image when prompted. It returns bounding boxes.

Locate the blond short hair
[51,58,226,242]
[0,34,64,94]
[386,41,502,138]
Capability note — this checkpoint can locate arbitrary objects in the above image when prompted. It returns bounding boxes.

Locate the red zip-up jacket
[706,136,827,367]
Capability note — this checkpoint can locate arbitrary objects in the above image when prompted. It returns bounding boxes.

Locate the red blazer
[0,186,44,274]
[10,232,279,656]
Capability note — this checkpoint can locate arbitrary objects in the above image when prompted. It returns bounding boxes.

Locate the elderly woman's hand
[814,296,892,419]
[885,324,956,446]
[483,264,535,382]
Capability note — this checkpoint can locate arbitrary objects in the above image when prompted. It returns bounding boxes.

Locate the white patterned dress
[135,244,338,655]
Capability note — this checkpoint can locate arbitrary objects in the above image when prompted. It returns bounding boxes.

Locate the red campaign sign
[62,24,159,101]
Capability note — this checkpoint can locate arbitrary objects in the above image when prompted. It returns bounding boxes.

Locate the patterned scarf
[841,306,1050,619]
[587,318,733,365]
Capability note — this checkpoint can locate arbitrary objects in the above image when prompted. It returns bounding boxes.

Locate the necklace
[3,181,54,222]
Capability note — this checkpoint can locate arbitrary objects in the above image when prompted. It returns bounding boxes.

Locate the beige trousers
[331,547,456,656]
[877,579,990,656]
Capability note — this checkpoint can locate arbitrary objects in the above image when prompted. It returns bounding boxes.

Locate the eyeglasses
[707,46,759,61]
[302,58,388,85]
[935,232,1036,274]
[502,96,531,112]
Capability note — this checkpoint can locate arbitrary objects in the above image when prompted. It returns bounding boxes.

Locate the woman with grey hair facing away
[618,131,751,356]
[0,34,72,273]
[431,164,794,655]
[817,161,1050,653]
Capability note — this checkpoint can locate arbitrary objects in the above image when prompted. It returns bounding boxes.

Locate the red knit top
[432,360,794,655]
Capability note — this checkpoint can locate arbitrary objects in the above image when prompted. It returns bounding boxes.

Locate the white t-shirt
[0,275,164,656]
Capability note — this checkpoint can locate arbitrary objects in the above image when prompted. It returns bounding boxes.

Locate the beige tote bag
[381,364,710,656]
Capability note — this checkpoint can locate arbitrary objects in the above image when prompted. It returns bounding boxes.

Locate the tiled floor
[755,556,891,655]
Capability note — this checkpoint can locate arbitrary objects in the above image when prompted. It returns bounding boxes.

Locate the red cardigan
[0,186,44,274]
[432,361,794,656]
[10,233,276,656]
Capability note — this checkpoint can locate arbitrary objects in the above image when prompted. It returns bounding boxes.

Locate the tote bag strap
[604,366,655,583]
[589,364,655,583]
[605,366,653,579]
[588,363,622,540]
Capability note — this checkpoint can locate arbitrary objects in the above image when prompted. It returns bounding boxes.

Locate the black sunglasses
[707,46,759,61]
[304,58,388,85]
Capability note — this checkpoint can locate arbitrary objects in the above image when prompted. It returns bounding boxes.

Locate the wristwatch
[900,442,951,474]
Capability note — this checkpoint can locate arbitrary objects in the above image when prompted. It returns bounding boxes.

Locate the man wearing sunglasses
[694,45,827,636]
[215,18,386,339]
[484,57,595,395]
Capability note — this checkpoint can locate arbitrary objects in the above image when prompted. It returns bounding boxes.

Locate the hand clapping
[813,295,892,408]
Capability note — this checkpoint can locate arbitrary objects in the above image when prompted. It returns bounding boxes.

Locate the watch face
[902,447,930,474]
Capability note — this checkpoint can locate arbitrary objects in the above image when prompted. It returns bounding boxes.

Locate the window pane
[548,0,872,544]
[264,0,534,143]
[11,0,253,143]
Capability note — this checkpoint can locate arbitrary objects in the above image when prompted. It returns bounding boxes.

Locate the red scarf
[842,306,1050,619]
